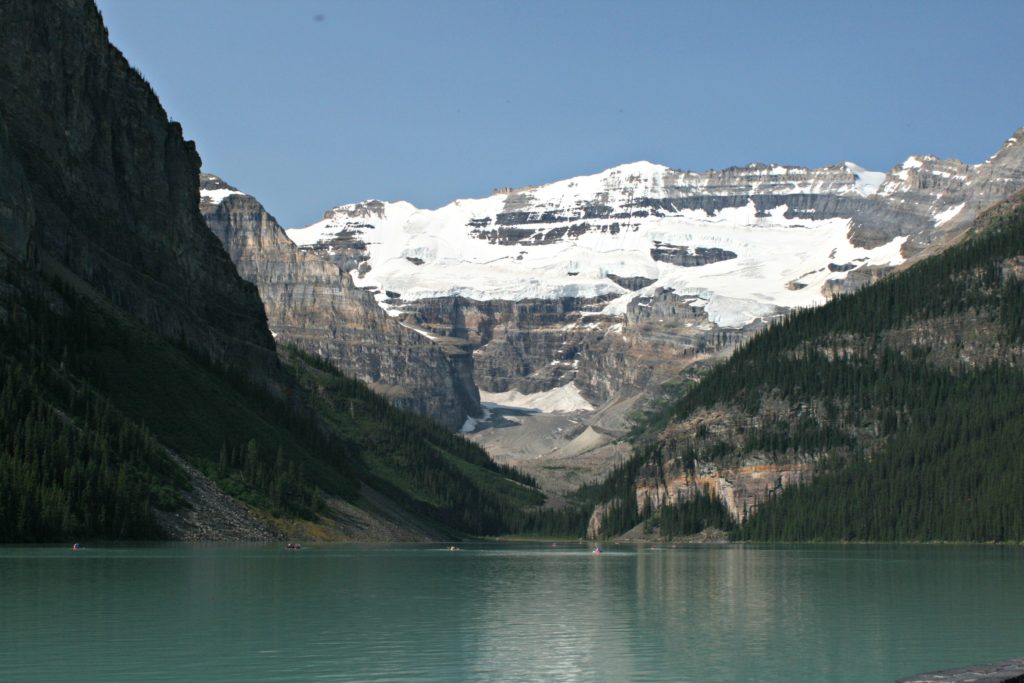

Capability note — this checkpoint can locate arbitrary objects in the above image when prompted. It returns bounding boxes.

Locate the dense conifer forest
[5,193,1022,542]
[0,266,543,541]
[584,194,1024,542]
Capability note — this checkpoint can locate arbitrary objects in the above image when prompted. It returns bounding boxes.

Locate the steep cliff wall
[0,0,278,380]
[615,192,1024,540]
[199,174,480,430]
[288,133,1024,417]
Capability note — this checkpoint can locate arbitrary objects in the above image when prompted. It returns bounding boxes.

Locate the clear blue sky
[96,0,1023,228]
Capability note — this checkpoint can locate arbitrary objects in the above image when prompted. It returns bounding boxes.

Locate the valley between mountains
[3,0,1023,543]
[200,129,1024,504]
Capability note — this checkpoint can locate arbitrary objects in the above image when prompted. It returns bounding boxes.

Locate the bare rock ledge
[898,658,1024,682]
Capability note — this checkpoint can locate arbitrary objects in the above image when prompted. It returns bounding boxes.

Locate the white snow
[284,161,910,330]
[902,156,924,170]
[933,202,965,227]
[287,200,419,247]
[200,188,245,204]
[480,383,595,413]
[844,162,886,196]
[399,321,439,340]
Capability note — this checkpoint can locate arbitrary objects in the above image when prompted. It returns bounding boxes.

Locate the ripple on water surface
[1,543,1023,682]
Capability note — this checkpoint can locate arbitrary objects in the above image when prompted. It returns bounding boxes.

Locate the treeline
[214,439,323,520]
[501,504,592,538]
[0,270,371,539]
[0,352,183,541]
[738,364,1024,541]
[286,347,545,536]
[615,196,1024,543]
[0,260,555,542]
[656,488,734,539]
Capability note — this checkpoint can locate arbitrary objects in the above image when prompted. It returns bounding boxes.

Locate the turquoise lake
[1,543,1022,682]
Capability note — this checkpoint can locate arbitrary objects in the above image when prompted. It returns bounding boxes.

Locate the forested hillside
[587,193,1024,542]
[0,0,542,542]
[0,260,543,541]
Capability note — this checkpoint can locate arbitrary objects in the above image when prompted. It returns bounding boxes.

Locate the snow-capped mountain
[286,130,1022,404]
[288,132,1023,334]
[200,134,1024,526]
[199,174,480,431]
[290,161,907,329]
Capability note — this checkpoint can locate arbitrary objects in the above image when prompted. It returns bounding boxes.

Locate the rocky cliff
[0,0,278,381]
[288,136,1024,402]
[199,174,480,430]
[282,132,1024,490]
[608,190,1024,539]
[0,0,547,542]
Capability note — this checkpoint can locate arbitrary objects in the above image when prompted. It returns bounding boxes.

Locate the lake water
[1,543,1022,682]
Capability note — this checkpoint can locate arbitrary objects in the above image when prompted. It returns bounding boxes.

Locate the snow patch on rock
[480,383,595,414]
[200,188,245,204]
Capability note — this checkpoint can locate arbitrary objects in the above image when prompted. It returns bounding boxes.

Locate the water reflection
[1,543,1022,681]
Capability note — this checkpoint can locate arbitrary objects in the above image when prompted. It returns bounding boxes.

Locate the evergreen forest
[0,265,544,541]
[582,194,1024,542]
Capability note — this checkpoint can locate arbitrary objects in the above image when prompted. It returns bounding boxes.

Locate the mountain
[282,132,1024,491]
[0,0,540,542]
[587,189,1024,542]
[198,173,479,431]
[0,0,278,383]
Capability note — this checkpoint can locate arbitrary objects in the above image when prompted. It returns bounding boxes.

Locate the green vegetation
[0,269,359,538]
[0,278,184,540]
[597,196,1024,543]
[0,265,545,541]
[0,353,180,541]
[286,347,544,535]
[655,487,735,539]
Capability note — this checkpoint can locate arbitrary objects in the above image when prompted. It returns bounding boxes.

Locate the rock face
[897,658,1024,683]
[585,456,814,539]
[634,461,817,524]
[280,132,1023,488]
[0,0,278,381]
[286,135,1024,413]
[199,174,479,430]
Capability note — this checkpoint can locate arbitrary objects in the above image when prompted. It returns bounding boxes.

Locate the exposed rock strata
[586,459,815,538]
[199,174,480,429]
[279,132,1024,494]
[0,0,278,382]
[634,461,817,523]
[289,132,1024,423]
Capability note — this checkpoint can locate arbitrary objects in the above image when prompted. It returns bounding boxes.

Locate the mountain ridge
[0,0,542,542]
[199,172,482,430]
[257,129,1024,492]
[586,189,1024,541]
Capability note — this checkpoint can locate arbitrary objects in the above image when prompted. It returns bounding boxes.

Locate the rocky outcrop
[585,459,815,537]
[0,0,278,382]
[286,133,1024,424]
[199,174,480,430]
[155,451,282,542]
[635,460,817,523]
[650,244,738,267]
[897,658,1024,683]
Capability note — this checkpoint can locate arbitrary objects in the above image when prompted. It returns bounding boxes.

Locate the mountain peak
[604,160,671,175]
[843,162,886,196]
[983,127,1024,168]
